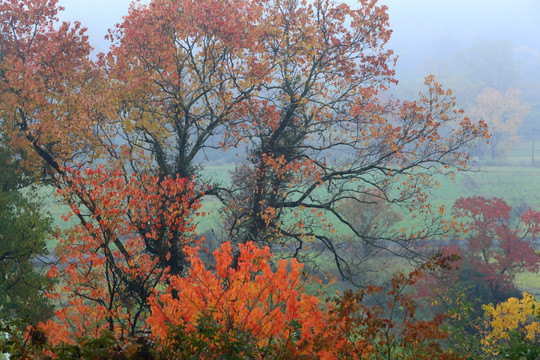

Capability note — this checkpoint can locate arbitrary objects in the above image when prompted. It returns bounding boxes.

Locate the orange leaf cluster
[43,167,202,342]
[148,242,330,357]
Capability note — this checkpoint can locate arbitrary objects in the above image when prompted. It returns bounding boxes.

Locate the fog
[59,1,540,71]
[59,0,540,86]
[381,0,539,69]
[378,1,540,102]
[57,0,133,52]
[59,0,540,151]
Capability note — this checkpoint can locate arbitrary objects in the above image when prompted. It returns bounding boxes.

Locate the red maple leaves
[453,196,540,290]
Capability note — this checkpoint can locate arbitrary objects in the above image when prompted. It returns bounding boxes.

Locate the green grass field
[36,141,540,294]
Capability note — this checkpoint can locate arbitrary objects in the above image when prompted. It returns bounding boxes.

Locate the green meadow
[38,141,540,294]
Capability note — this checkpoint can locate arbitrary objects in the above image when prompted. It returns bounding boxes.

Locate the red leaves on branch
[417,196,540,309]
[0,0,103,174]
[452,196,540,290]
[44,167,202,342]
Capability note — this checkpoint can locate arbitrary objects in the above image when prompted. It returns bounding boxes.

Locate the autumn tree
[0,0,489,329]
[216,0,487,281]
[453,197,540,293]
[107,0,482,279]
[482,293,540,359]
[1,241,461,359]
[0,0,104,178]
[146,241,330,358]
[470,88,530,159]
[419,197,540,324]
[104,0,268,180]
[146,244,462,359]
[0,0,222,282]
[226,74,487,280]
[0,0,208,331]
[43,167,202,338]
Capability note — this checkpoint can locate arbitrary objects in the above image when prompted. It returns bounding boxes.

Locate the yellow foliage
[482,292,540,355]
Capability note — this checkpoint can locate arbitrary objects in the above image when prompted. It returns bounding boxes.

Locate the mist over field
[379,0,540,137]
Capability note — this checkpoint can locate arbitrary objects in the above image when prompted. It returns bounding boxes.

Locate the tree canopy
[0,0,493,355]
[0,0,488,285]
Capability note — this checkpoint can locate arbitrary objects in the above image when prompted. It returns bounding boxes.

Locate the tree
[418,197,540,322]
[148,244,462,359]
[0,0,488,330]
[453,197,540,292]
[147,241,329,358]
[226,73,487,280]
[104,0,266,179]
[470,88,530,159]
[0,0,102,178]
[214,0,488,280]
[42,166,202,338]
[0,143,53,325]
[482,293,540,360]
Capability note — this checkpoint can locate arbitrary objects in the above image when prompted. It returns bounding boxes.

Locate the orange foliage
[148,242,330,357]
[37,237,460,359]
[146,242,461,359]
[43,167,202,342]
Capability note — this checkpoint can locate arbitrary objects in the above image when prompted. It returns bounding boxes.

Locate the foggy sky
[57,0,137,53]
[59,0,540,67]
[58,0,540,90]
[379,0,540,75]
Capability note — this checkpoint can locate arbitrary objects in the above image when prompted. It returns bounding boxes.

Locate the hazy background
[379,0,540,130]
[58,0,540,73]
[58,0,540,148]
